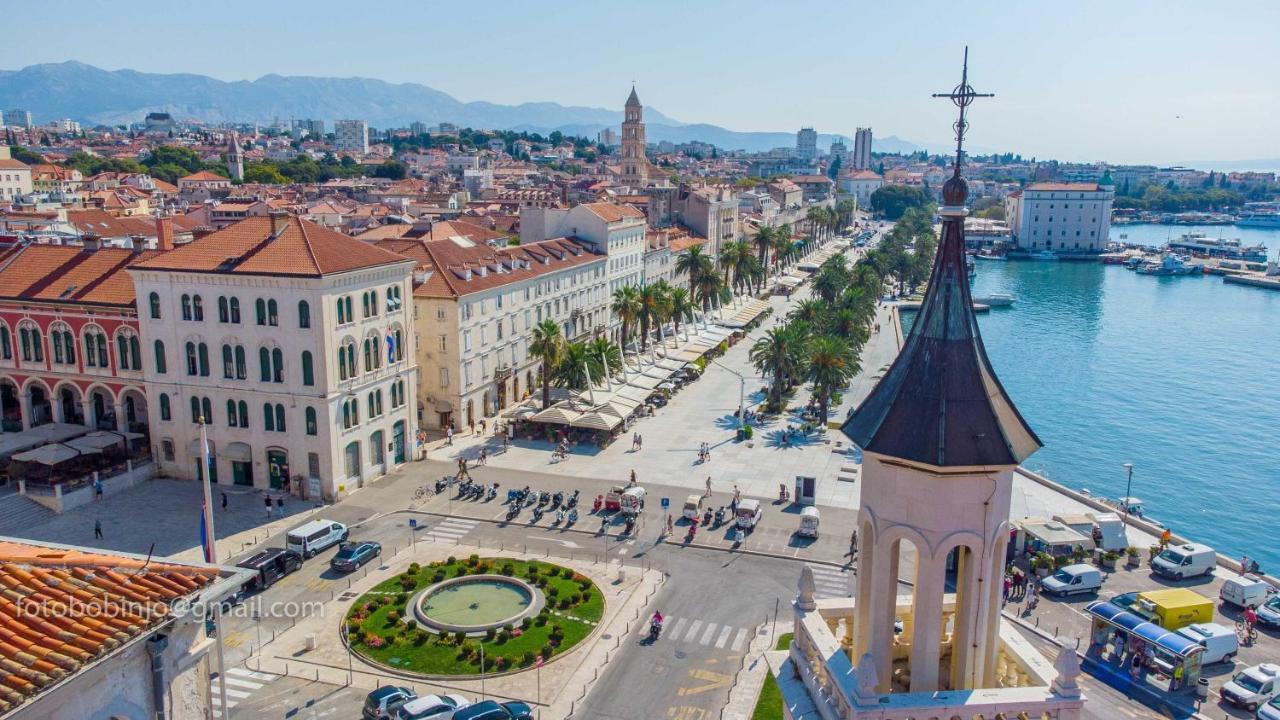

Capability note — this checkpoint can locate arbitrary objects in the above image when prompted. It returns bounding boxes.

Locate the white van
[286,519,349,558]
[1040,564,1102,597]
[1220,575,1271,609]
[1151,543,1216,580]
[1176,622,1239,665]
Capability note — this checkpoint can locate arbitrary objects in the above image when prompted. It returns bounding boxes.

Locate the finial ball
[943,173,968,206]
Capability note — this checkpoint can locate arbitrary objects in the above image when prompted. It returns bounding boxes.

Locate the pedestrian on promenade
[479,448,488,466]
[480,419,487,435]
[469,419,476,435]
[1241,554,1250,573]
[446,425,454,446]
[637,434,643,451]
[94,519,103,540]
[632,433,639,451]
[704,443,711,462]
[1027,579,1038,608]
[666,514,673,536]
[1159,527,1171,548]
[733,485,740,504]
[264,496,273,519]
[849,530,858,558]
[275,497,284,517]
[94,477,103,501]
[1002,576,1012,605]
[704,477,712,498]
[629,469,637,486]
[220,492,228,512]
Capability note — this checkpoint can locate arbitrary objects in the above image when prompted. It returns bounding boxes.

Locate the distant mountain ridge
[0,61,923,155]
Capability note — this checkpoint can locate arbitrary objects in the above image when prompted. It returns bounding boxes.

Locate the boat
[1099,252,1131,265]
[1166,232,1268,262]
[973,292,1015,307]
[1027,250,1058,261]
[1236,202,1280,229]
[1133,253,1203,276]
[974,252,1007,261]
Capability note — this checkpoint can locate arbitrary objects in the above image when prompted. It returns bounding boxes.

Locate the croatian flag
[199,501,213,563]
[386,332,396,364]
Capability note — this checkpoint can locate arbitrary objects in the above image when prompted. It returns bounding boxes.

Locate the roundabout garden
[344,555,603,676]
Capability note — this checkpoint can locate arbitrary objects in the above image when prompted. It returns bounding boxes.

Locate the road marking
[714,625,733,649]
[221,677,263,690]
[676,668,731,696]
[223,688,251,699]
[226,667,273,681]
[699,622,718,646]
[684,620,703,642]
[668,617,688,638]
[221,631,247,649]
[530,536,582,549]
[729,628,748,651]
[666,707,708,719]
[306,577,328,592]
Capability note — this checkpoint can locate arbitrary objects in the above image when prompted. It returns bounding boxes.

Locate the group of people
[698,442,712,463]
[1002,568,1036,607]
[631,433,644,451]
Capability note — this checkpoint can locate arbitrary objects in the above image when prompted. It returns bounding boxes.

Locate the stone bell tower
[619,85,650,188]
[841,49,1042,695]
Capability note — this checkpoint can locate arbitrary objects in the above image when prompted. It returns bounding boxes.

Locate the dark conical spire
[625,85,642,108]
[841,49,1040,469]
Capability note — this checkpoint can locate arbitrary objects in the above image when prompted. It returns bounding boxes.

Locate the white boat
[973,292,1015,307]
[1028,250,1058,261]
[1236,202,1280,229]
[1166,232,1267,262]
[1134,253,1203,276]
[974,253,1007,261]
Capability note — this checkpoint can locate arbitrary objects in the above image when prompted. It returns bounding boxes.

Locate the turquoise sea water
[909,232,1280,570]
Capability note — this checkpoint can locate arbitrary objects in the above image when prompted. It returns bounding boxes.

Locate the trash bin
[1195,677,1209,701]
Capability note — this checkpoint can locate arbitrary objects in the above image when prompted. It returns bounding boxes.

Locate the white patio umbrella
[12,443,94,466]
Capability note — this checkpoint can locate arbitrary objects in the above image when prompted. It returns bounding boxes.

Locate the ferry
[1166,232,1268,262]
[1236,202,1280,229]
[1134,253,1203,276]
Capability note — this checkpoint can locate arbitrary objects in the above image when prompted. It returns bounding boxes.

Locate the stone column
[909,552,944,692]
[868,539,899,693]
[980,536,1010,686]
[114,402,127,432]
[950,546,982,690]
[18,390,31,431]
[854,517,874,658]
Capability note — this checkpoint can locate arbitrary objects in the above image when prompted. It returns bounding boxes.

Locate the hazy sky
[3,0,1277,166]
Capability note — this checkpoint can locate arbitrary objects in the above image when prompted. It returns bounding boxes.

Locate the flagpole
[200,418,229,719]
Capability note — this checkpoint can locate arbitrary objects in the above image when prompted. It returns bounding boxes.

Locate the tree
[637,282,671,351]
[610,286,642,351]
[827,155,842,180]
[8,145,44,164]
[806,335,860,423]
[242,163,289,184]
[675,246,717,310]
[789,298,827,326]
[750,224,775,269]
[667,287,696,338]
[372,160,408,180]
[529,319,565,409]
[750,325,808,413]
[869,184,933,220]
[553,341,595,392]
[587,337,623,380]
[812,259,850,304]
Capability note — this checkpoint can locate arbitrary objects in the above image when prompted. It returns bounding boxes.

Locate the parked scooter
[532,506,544,522]
[567,490,580,509]
[567,509,578,526]
[552,491,564,509]
[592,495,603,513]
[555,509,566,525]
[702,508,713,527]
[506,504,520,520]
[714,507,725,527]
[486,483,498,502]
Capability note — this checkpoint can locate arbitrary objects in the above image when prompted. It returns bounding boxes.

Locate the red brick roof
[0,245,156,307]
[178,170,229,183]
[0,541,218,714]
[1025,182,1101,192]
[132,216,410,278]
[378,236,601,298]
[579,202,644,223]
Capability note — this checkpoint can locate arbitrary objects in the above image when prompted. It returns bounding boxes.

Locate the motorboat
[1027,250,1058,261]
[973,292,1015,307]
[1166,232,1267,262]
[1134,253,1203,276]
[974,252,1007,261]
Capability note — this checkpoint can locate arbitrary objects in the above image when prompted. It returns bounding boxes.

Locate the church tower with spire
[227,132,244,182]
[619,86,650,188]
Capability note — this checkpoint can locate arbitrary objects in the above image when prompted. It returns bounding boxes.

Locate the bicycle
[1236,619,1258,644]
[414,485,433,501]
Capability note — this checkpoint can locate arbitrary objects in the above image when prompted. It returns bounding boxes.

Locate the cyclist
[1243,605,1258,639]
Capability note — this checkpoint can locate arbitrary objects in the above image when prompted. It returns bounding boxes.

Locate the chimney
[81,232,102,251]
[269,210,290,237]
[155,215,175,251]
[128,234,146,254]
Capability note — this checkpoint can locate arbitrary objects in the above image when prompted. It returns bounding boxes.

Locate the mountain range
[0,61,923,155]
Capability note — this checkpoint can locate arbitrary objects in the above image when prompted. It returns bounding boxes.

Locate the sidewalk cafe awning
[1086,601,1204,659]
[12,443,94,466]
[531,406,581,425]
[776,275,805,288]
[0,423,93,458]
[73,431,130,450]
[64,436,110,455]
[570,412,622,431]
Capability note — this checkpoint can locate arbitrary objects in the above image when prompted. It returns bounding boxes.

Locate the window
[82,330,102,367]
[159,393,171,421]
[386,287,395,311]
[128,336,140,370]
[264,402,275,431]
[0,325,10,360]
[256,298,267,326]
[439,367,449,389]
[367,390,384,418]
[198,343,209,376]
[305,407,317,435]
[186,342,198,375]
[436,307,446,321]
[308,452,320,478]
[337,297,346,325]
[298,300,311,329]
[363,338,378,372]
[301,351,314,386]
[272,348,284,382]
[149,292,161,319]
[117,334,128,370]
[181,294,192,321]
[259,347,270,381]
[192,295,204,321]
[226,399,239,427]
[267,299,278,326]
[361,293,369,319]
[230,297,240,324]
[438,335,447,352]
[190,396,212,424]
[237,400,248,428]
[341,398,360,429]
[223,345,235,378]
[394,329,403,362]
[218,296,230,323]
[274,404,286,432]
[162,439,175,462]
[154,340,166,374]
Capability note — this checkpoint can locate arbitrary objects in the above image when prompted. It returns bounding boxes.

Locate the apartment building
[334,119,370,155]
[0,148,32,200]
[519,202,647,294]
[1005,179,1114,254]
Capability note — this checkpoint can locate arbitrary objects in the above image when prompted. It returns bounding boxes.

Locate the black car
[236,548,303,593]
[330,541,382,572]
[452,700,533,720]
[363,686,416,720]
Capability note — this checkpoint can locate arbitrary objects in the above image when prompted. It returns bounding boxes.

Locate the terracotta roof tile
[1025,182,1101,192]
[131,216,410,278]
[178,170,229,183]
[0,245,155,307]
[579,202,645,223]
[377,236,602,298]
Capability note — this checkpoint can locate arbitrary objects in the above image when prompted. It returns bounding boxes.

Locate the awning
[433,399,453,412]
[570,412,622,431]
[531,406,581,425]
[224,442,252,462]
[187,438,214,456]
[1086,601,1204,658]
[74,431,126,450]
[64,437,108,455]
[12,443,90,466]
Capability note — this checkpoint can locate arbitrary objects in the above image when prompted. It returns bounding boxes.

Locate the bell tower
[227,132,244,182]
[620,85,649,188]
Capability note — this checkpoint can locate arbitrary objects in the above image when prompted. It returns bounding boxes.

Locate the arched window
[368,391,376,418]
[85,330,105,367]
[298,300,311,329]
[229,297,241,324]
[197,343,210,376]
[149,292,161,319]
[0,324,11,360]
[20,325,44,363]
[385,287,394,311]
[344,296,353,323]
[192,295,204,321]
[274,404,286,432]
[301,351,314,386]
[117,334,129,370]
[51,327,71,365]
[234,346,246,379]
[361,293,370,318]
[218,296,230,323]
[394,329,403,362]
[153,340,166,374]
[306,407,317,435]
[63,330,76,365]
[368,291,378,317]
[129,336,140,370]
[159,393,170,421]
[181,294,192,321]
[363,338,373,372]
[202,397,212,425]
[190,396,200,423]
[271,348,284,382]
[267,299,278,327]
[185,341,198,375]
[222,345,235,378]
[255,298,267,326]
[226,399,238,427]
[263,402,275,432]
[336,297,346,325]
[259,347,271,381]
[237,401,248,428]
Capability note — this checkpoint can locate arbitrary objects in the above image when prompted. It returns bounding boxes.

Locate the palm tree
[553,341,595,394]
[743,256,766,295]
[668,286,696,339]
[751,224,775,269]
[637,282,670,351]
[675,245,716,294]
[530,319,565,409]
[824,307,870,350]
[610,286,641,351]
[806,334,860,424]
[691,267,724,313]
[718,243,739,293]
[750,324,808,413]
[790,298,827,326]
[812,258,851,304]
[587,336,623,385]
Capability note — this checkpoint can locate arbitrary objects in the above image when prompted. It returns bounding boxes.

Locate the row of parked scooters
[435,475,499,501]
[504,487,581,524]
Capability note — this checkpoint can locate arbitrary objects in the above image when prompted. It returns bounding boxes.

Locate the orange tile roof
[178,170,229,183]
[0,541,217,714]
[378,236,601,298]
[1025,182,1101,192]
[579,202,644,223]
[0,159,29,171]
[132,215,411,278]
[65,210,155,239]
[0,245,155,307]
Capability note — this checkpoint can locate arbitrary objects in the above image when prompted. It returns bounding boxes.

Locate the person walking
[704,477,712,498]
[849,530,858,558]
[264,495,273,519]
[446,424,454,446]
[94,519,103,540]
[479,448,488,466]
[275,497,283,517]
[629,469,637,486]
[1002,576,1012,605]
[94,477,104,501]
[220,491,228,512]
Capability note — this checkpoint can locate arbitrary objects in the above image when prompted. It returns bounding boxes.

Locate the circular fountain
[411,575,544,636]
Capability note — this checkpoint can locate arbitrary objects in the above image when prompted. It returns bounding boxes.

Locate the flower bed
[344,555,603,676]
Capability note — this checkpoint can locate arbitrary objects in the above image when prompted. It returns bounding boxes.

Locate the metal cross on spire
[931,46,993,176]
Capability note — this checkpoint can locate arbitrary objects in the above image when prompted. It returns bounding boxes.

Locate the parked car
[1257,594,1280,629]
[1039,564,1102,597]
[286,519,349,558]
[395,693,471,720]
[364,686,416,720]
[236,548,303,593]
[1150,542,1215,580]
[1175,622,1238,665]
[1219,574,1271,609]
[1257,694,1280,720]
[1220,663,1280,712]
[451,700,533,720]
[331,541,382,573]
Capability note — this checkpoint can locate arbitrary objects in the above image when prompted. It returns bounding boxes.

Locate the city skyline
[1,1,1277,167]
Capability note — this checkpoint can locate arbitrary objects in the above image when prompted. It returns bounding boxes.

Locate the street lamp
[1122,463,1134,524]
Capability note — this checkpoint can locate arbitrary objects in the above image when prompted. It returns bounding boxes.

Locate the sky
[2,0,1278,166]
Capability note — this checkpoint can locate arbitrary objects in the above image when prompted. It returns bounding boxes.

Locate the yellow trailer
[1134,588,1214,630]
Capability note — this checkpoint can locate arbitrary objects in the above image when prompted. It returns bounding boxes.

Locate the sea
[909,224,1280,570]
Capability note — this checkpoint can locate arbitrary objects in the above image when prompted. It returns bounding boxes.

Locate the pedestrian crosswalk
[211,666,277,718]
[659,616,752,651]
[808,563,851,599]
[420,517,478,544]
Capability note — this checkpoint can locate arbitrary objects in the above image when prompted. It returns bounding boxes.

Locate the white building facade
[334,119,370,155]
[1006,181,1114,254]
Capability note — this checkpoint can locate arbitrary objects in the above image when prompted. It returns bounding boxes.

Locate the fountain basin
[411,575,544,636]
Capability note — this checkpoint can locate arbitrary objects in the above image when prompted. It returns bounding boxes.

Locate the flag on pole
[199,501,213,562]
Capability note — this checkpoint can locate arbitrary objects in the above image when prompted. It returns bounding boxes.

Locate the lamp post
[1122,463,1134,524]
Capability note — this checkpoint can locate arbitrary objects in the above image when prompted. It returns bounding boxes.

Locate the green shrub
[558,598,571,610]
[535,614,548,626]
[379,596,393,606]
[541,643,554,658]
[453,630,467,645]
[522,651,535,665]
[498,629,511,643]
[408,562,421,574]
[467,554,480,566]
[547,586,559,598]
[568,593,580,605]
[396,592,408,604]
[455,565,469,577]
[485,627,497,641]
[579,589,591,603]
[521,617,532,630]
[387,609,400,623]
[503,623,514,633]
[447,555,458,564]
[433,570,446,582]
[501,563,515,576]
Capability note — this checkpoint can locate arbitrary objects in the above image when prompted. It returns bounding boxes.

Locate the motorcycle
[486,484,498,502]
[435,476,453,493]
[624,518,635,535]
[567,490,580,509]
[552,491,564,508]
[506,504,520,520]
[703,508,713,527]
[555,509,566,525]
[507,489,522,504]
[567,509,578,526]
[714,507,725,527]
[538,491,550,506]
[688,522,698,541]
[533,506,544,522]
[648,618,663,642]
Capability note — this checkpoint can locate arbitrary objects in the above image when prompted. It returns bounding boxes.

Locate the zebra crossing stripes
[210,666,277,718]
[655,616,751,652]
[807,563,851,599]
[420,517,479,544]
